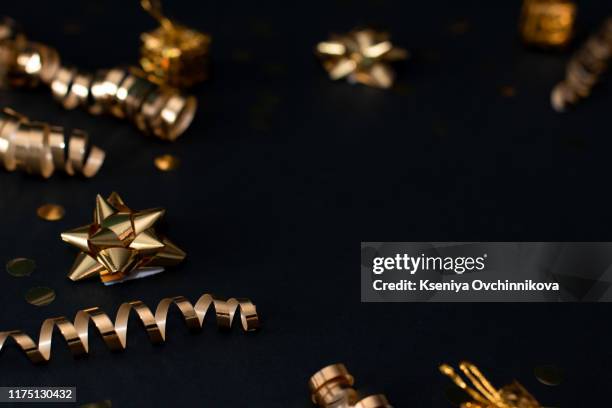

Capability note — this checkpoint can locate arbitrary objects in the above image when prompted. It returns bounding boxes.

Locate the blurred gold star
[316,28,408,89]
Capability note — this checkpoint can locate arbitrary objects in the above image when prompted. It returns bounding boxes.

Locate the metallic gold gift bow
[0,293,259,364]
[0,108,104,178]
[309,363,392,408]
[316,29,408,89]
[440,362,540,408]
[0,18,197,141]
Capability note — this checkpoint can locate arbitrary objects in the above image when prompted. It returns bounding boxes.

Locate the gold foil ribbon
[0,108,104,178]
[551,17,612,112]
[440,362,541,408]
[309,363,392,408]
[0,19,196,141]
[0,293,259,364]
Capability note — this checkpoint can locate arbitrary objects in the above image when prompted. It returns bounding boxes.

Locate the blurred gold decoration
[551,18,612,112]
[0,293,259,364]
[37,204,66,221]
[316,28,408,89]
[440,361,541,408]
[25,287,56,306]
[0,108,104,178]
[519,0,576,48]
[154,153,180,171]
[6,257,35,277]
[140,0,210,88]
[61,192,186,285]
[0,19,197,141]
[309,363,392,408]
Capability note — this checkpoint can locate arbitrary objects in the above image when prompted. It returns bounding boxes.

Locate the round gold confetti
[534,364,563,386]
[6,258,36,277]
[36,203,65,221]
[25,287,56,306]
[154,154,180,171]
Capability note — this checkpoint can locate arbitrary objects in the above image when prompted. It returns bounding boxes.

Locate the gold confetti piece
[316,28,408,89]
[500,85,517,97]
[61,192,186,284]
[36,204,65,221]
[6,258,35,277]
[534,365,563,386]
[80,400,112,408]
[0,293,259,364]
[440,362,541,408]
[154,154,180,171]
[25,287,56,306]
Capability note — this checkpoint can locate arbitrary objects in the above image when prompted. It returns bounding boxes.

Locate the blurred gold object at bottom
[440,362,540,408]
[519,0,576,48]
[309,363,392,408]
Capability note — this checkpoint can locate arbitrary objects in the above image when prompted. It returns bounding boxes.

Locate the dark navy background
[1,0,611,406]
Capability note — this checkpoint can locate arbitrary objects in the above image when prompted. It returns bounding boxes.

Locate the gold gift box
[519,0,576,48]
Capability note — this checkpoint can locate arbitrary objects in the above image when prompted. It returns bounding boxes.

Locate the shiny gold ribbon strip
[0,293,259,364]
[0,108,104,178]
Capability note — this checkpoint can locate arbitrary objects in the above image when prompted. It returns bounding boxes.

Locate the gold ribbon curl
[0,108,105,178]
[0,294,259,364]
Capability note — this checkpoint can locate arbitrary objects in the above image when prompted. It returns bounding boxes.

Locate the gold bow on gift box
[440,362,540,408]
[316,28,408,89]
[61,192,185,285]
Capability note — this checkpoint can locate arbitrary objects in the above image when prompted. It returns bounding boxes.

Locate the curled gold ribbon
[0,293,259,364]
[551,17,612,112]
[309,363,392,408]
[0,108,104,178]
[0,18,197,140]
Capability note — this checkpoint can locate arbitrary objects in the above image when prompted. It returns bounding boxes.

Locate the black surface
[1,0,612,406]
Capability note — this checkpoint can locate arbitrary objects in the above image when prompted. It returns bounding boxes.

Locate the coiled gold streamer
[0,20,196,141]
[551,17,612,112]
[0,108,104,178]
[0,294,259,364]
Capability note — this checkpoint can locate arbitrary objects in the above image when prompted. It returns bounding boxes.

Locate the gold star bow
[316,28,408,89]
[440,362,540,408]
[61,192,186,285]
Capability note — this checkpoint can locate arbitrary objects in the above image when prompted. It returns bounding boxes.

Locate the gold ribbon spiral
[551,17,612,112]
[0,108,105,178]
[0,294,259,364]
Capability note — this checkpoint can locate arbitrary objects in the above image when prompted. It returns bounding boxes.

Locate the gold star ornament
[61,192,186,285]
[316,28,408,89]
